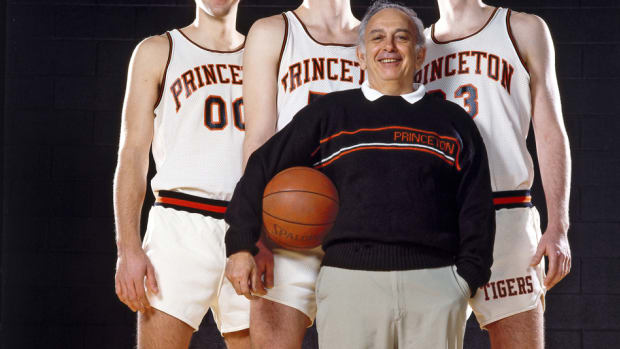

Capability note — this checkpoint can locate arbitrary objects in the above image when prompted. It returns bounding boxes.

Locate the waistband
[493,190,532,210]
[322,241,454,271]
[155,190,228,219]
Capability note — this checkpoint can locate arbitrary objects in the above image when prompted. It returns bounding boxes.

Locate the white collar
[361,81,426,104]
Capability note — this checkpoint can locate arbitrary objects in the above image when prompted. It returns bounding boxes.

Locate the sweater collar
[361,81,426,104]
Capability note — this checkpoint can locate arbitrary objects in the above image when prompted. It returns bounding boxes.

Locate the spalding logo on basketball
[262,167,339,249]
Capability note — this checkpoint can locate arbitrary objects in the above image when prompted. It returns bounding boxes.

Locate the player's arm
[511,13,572,289]
[242,14,286,168]
[236,15,287,293]
[113,35,169,312]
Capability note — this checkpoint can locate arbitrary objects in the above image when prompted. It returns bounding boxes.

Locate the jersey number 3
[204,95,245,131]
[428,84,479,118]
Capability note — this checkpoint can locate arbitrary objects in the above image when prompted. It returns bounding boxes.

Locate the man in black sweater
[225,1,495,348]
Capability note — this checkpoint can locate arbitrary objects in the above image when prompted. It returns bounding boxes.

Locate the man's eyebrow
[394,28,412,34]
[368,28,412,35]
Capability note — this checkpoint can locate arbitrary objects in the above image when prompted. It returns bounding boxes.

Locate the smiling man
[224,1,495,348]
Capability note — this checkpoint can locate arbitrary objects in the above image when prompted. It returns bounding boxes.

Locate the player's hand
[226,251,261,300]
[530,227,571,290]
[115,246,158,313]
[253,238,275,295]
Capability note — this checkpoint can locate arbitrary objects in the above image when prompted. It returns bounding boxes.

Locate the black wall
[2,0,619,348]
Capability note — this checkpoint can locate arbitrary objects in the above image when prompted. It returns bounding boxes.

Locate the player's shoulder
[248,14,287,37]
[126,33,171,80]
[133,33,170,62]
[507,9,549,36]
[245,14,287,58]
[506,9,553,65]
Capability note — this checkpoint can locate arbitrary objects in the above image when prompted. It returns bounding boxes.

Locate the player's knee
[250,299,309,348]
[137,309,193,349]
[487,305,544,349]
[223,329,250,349]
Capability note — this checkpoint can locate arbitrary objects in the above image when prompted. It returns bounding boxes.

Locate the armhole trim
[153,31,173,111]
[506,9,530,74]
[277,13,289,75]
[275,12,289,124]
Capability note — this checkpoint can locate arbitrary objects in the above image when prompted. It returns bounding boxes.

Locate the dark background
[2,0,619,348]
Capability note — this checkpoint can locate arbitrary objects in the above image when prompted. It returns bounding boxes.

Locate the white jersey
[151,29,245,201]
[277,11,364,130]
[420,8,532,192]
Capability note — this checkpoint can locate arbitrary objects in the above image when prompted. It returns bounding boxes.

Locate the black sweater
[225,89,495,295]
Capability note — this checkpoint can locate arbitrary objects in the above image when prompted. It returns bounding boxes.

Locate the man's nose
[383,37,396,51]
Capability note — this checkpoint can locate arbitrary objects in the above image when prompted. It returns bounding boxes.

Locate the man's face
[357,8,425,92]
[196,0,239,17]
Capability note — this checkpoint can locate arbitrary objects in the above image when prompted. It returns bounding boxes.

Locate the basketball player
[227,1,363,348]
[113,1,250,348]
[419,1,571,347]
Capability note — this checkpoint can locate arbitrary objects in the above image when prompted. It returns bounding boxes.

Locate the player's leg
[486,300,544,349]
[222,329,250,349]
[250,299,309,349]
[250,247,321,349]
[138,309,194,349]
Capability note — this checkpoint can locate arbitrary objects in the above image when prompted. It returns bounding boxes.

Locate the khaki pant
[316,265,469,349]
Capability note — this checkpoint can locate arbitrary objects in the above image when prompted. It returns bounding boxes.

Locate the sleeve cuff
[225,227,259,257]
[456,262,491,297]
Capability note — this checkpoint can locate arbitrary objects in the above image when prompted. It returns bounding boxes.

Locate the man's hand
[115,247,158,312]
[253,239,275,295]
[530,227,571,290]
[226,251,264,300]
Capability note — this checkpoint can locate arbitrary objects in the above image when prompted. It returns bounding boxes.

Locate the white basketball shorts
[142,200,250,333]
[469,206,546,328]
[260,246,324,323]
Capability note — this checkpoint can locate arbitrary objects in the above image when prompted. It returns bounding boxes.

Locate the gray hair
[358,0,425,49]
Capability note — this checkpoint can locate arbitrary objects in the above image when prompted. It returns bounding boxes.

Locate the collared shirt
[361,81,426,104]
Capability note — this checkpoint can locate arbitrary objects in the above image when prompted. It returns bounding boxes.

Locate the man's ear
[357,46,367,70]
[415,46,426,71]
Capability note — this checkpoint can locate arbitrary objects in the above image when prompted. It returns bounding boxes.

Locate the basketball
[262,167,339,249]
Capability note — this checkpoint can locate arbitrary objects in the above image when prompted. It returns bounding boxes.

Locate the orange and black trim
[177,29,245,53]
[277,13,289,72]
[153,31,173,110]
[291,11,356,47]
[506,9,530,74]
[493,190,532,210]
[275,13,290,117]
[155,190,228,219]
[431,7,499,44]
